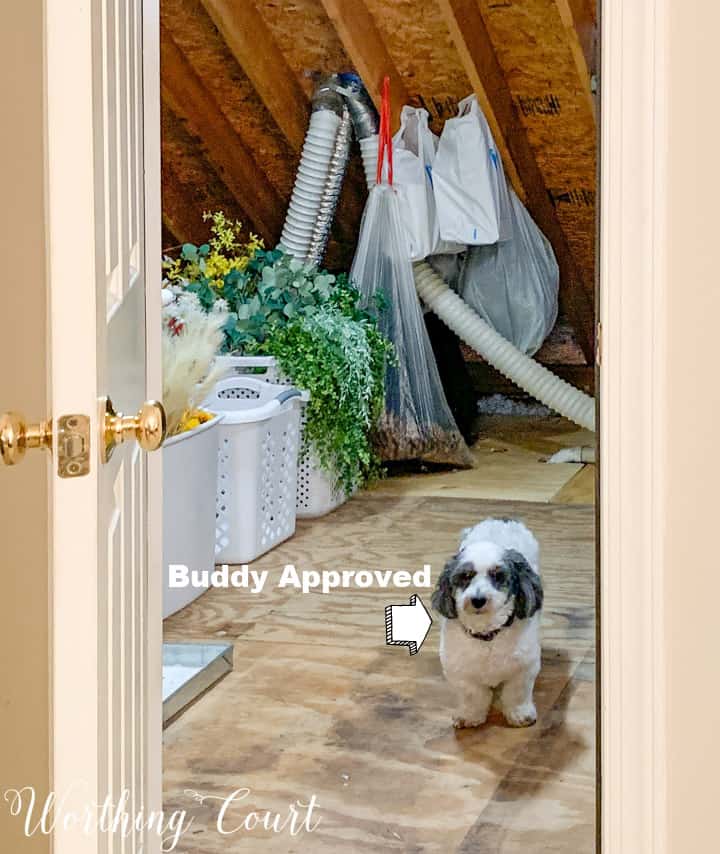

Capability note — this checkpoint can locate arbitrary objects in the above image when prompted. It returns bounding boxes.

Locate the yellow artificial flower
[179,408,214,434]
[163,210,264,294]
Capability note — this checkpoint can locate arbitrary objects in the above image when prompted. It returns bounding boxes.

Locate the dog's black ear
[504,548,544,620]
[432,556,459,619]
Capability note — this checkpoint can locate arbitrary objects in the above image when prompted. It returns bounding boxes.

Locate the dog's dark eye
[491,569,507,585]
[457,571,474,586]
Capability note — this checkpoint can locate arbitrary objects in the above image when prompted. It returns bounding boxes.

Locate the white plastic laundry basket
[206,376,304,564]
[215,355,348,518]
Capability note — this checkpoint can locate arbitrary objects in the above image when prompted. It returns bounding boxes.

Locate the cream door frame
[34,0,703,850]
[600,0,668,851]
[143,0,164,837]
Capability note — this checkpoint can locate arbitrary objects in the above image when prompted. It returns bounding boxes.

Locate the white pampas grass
[162,292,227,436]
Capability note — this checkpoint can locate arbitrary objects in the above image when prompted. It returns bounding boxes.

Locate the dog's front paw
[503,703,537,728]
[453,715,487,729]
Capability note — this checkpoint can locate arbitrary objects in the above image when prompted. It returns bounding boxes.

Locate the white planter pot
[162,414,222,619]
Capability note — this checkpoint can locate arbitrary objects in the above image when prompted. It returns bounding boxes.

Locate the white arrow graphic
[385,594,433,655]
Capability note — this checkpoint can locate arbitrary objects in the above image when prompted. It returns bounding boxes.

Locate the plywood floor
[164,417,596,853]
[373,416,596,505]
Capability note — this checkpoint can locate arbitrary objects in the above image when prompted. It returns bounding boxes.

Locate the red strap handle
[376,76,393,186]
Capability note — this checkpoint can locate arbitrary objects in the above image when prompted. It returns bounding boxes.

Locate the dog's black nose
[471,596,487,610]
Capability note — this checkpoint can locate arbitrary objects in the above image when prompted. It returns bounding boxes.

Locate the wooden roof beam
[160,143,259,248]
[199,0,310,153]
[160,154,205,247]
[199,0,369,255]
[319,0,409,129]
[439,0,595,362]
[554,0,598,118]
[160,28,285,244]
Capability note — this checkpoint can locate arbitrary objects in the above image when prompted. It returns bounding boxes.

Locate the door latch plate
[57,414,91,478]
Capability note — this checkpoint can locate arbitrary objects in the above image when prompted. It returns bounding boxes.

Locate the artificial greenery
[249,291,392,494]
[163,212,394,491]
[164,214,374,351]
[219,249,343,353]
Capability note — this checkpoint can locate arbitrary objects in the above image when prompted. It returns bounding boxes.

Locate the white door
[45,1,163,852]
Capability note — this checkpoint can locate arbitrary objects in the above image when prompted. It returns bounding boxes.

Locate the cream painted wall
[664,2,720,848]
[0,3,51,853]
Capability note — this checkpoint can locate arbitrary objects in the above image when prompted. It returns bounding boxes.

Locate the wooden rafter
[158,0,597,361]
[437,0,595,362]
[160,157,204,246]
[160,146,257,248]
[199,0,309,153]
[566,0,598,70]
[554,0,597,118]
[319,0,409,129]
[161,97,258,242]
[161,28,285,243]
[199,0,366,254]
[469,362,595,398]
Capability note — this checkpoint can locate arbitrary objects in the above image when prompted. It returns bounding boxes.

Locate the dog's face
[432,541,543,634]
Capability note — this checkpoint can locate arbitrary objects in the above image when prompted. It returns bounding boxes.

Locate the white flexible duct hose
[414,262,596,431]
[280,108,343,260]
[360,136,380,186]
[281,74,373,265]
[285,91,596,432]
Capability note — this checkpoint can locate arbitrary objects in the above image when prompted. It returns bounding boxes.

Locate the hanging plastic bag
[392,106,464,260]
[433,94,513,245]
[428,251,465,293]
[351,79,473,468]
[457,187,559,356]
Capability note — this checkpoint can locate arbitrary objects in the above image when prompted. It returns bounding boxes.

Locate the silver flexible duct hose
[280,77,348,262]
[333,72,378,141]
[281,73,379,264]
[305,106,352,266]
[302,73,380,264]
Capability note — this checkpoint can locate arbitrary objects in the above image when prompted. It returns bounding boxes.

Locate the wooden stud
[468,362,595,398]
[438,0,595,362]
[199,0,310,152]
[319,0,409,128]
[161,98,256,241]
[554,0,598,118]
[161,28,285,243]
[160,157,204,246]
[199,0,370,256]
[161,0,298,203]
[160,146,258,248]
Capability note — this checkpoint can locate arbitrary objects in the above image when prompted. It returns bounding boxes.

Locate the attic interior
[161,0,597,397]
[160,1,598,850]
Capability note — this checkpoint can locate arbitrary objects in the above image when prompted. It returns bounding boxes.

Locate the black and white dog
[432,518,544,728]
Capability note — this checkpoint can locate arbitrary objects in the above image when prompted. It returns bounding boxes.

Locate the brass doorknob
[0,412,52,466]
[102,398,166,463]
